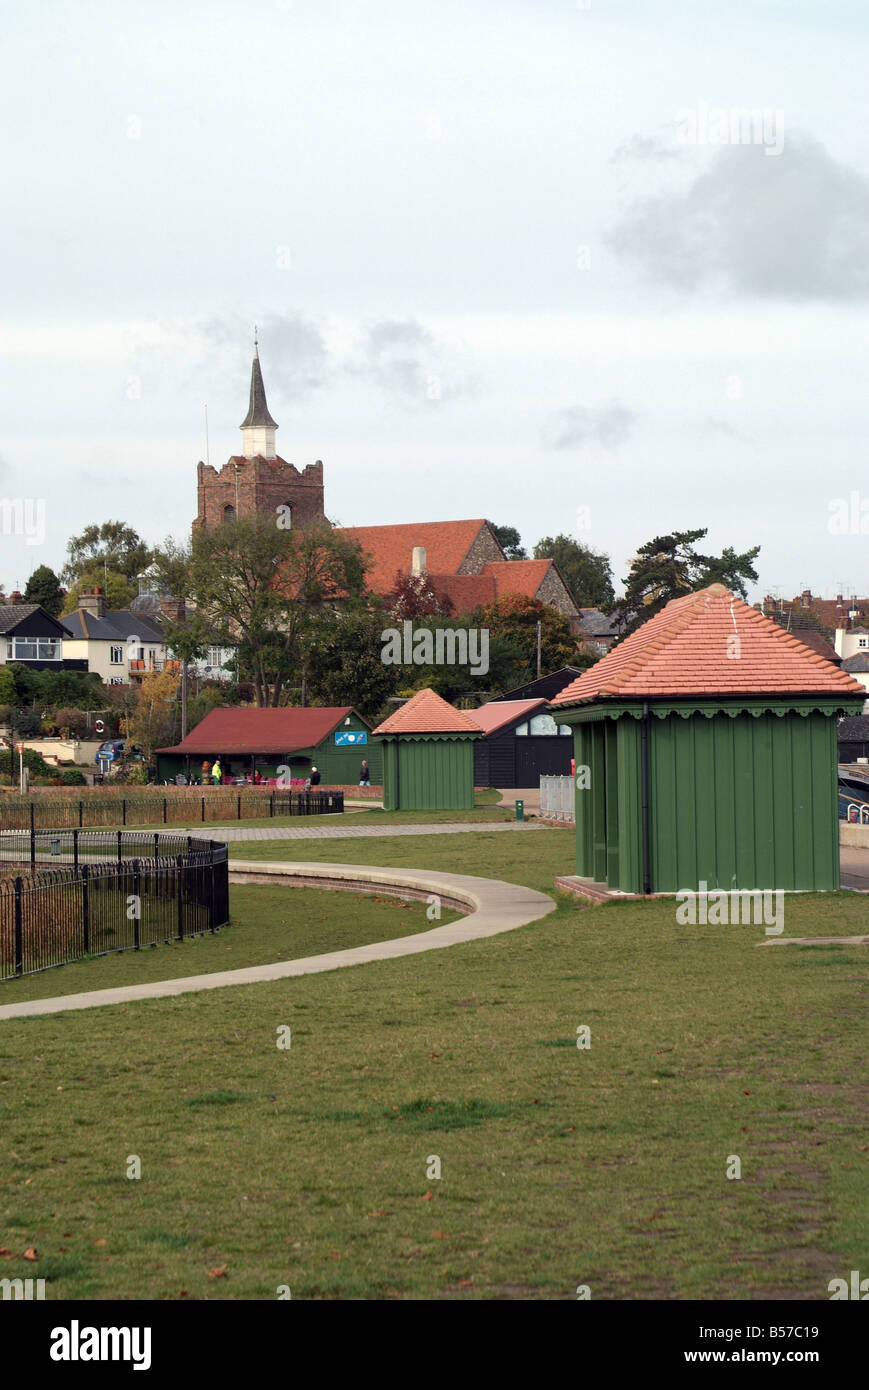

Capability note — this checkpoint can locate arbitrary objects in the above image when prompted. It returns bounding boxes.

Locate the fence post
[82,864,90,955]
[187,835,193,855]
[78,799,83,828]
[209,845,216,932]
[29,803,35,864]
[163,797,167,825]
[73,829,79,872]
[201,797,205,823]
[132,859,140,950]
[176,855,184,941]
[117,829,122,868]
[13,877,23,977]
[237,794,241,821]
[154,833,159,860]
[270,793,274,818]
[122,799,127,826]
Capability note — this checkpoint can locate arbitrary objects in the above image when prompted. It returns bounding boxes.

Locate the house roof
[478,559,559,601]
[372,687,481,735]
[839,716,869,740]
[578,607,619,638]
[785,630,841,663]
[465,698,547,735]
[157,706,357,756]
[842,654,869,673]
[552,585,866,705]
[0,604,72,637]
[61,609,165,644]
[240,347,278,430]
[494,666,586,702]
[339,520,493,594]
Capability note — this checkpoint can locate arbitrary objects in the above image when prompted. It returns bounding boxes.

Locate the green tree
[303,603,402,716]
[23,565,64,617]
[492,524,527,560]
[61,568,136,615]
[612,529,761,639]
[62,521,153,586]
[190,516,367,707]
[532,535,615,609]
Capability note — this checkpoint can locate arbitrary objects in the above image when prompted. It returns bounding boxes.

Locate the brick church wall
[195,456,325,531]
[535,565,579,619]
[457,522,505,574]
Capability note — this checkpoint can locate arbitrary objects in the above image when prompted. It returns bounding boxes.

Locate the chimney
[411,546,427,577]
[78,586,107,619]
[159,597,186,622]
[800,588,811,609]
[9,590,23,605]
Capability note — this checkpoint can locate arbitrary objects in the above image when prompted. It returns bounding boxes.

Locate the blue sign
[334,731,367,746]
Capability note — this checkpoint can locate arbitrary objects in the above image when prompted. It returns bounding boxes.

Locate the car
[94,740,143,766]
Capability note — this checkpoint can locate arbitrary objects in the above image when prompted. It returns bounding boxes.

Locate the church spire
[240,333,278,458]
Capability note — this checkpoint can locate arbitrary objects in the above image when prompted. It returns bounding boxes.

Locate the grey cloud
[353,317,480,406]
[548,400,638,450]
[608,134,869,299]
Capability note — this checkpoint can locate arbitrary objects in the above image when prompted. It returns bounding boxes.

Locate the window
[148,649,156,664]
[516,722,528,736]
[8,636,59,660]
[110,677,125,685]
[110,645,124,664]
[223,504,236,524]
[860,638,868,649]
[529,713,559,736]
[558,724,572,736]
[208,646,222,667]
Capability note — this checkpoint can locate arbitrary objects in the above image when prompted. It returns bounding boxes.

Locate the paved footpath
[184,821,548,842]
[0,861,556,1020]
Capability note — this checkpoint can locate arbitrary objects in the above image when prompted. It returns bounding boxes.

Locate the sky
[2,0,868,605]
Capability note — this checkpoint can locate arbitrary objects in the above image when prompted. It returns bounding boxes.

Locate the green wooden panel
[390,736,475,810]
[616,716,642,893]
[605,720,620,885]
[591,723,607,882]
[573,723,594,877]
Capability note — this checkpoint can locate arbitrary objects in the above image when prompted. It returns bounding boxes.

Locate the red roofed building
[372,688,480,810]
[156,705,378,785]
[552,584,865,896]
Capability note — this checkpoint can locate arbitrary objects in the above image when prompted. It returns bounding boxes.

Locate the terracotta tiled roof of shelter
[157,706,355,755]
[464,699,547,735]
[553,585,866,705]
[372,687,481,735]
[341,520,492,594]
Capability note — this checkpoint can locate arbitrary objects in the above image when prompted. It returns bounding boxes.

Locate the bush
[0,748,54,778]
[54,707,89,739]
[61,769,86,785]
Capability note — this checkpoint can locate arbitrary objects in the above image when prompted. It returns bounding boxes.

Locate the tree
[385,570,455,621]
[532,536,615,609]
[612,529,761,639]
[190,516,368,707]
[61,569,136,615]
[53,707,89,739]
[303,603,402,716]
[127,668,179,759]
[23,565,64,617]
[62,521,153,586]
[161,611,214,739]
[476,594,579,679]
[492,524,527,560]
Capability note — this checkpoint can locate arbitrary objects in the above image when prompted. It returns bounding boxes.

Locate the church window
[223,504,236,524]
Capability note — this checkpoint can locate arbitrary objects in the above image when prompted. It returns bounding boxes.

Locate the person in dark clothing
[359,760,370,786]
[308,766,321,787]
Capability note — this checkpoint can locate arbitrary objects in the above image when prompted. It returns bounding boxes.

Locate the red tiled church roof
[553,585,865,705]
[372,687,481,735]
[157,706,355,755]
[340,520,490,594]
[478,559,554,599]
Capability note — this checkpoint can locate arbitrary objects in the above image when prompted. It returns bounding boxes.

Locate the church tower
[194,338,325,532]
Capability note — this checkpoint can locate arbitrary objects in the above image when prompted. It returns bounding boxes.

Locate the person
[308,765,321,787]
[359,759,370,786]
[202,760,212,781]
[211,759,222,786]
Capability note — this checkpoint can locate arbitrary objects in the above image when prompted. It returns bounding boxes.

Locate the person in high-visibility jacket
[211,759,222,786]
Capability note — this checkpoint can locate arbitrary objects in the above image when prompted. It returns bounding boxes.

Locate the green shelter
[373,688,480,811]
[156,706,379,785]
[552,584,865,894]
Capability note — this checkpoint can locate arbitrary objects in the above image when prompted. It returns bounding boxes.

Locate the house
[131,578,237,684]
[338,521,580,623]
[465,698,573,788]
[839,654,869,708]
[576,607,621,656]
[0,596,84,671]
[61,589,169,684]
[552,583,865,895]
[156,705,378,784]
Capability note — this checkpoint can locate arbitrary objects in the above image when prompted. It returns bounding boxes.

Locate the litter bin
[515,799,524,822]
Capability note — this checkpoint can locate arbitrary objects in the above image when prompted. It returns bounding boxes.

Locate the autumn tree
[62,569,137,614]
[476,594,580,680]
[385,570,455,620]
[127,668,179,759]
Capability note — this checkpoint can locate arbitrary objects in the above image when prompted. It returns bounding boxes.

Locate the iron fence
[0,830,229,980]
[0,789,344,831]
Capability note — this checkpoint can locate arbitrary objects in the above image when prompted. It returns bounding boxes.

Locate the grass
[0,828,865,1300]
[0,884,459,1005]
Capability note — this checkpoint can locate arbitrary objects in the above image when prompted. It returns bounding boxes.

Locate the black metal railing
[0,789,344,831]
[0,830,230,980]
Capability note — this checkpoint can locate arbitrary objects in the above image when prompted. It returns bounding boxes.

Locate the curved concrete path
[0,860,556,1020]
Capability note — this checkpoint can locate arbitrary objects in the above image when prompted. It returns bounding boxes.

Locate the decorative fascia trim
[555,696,864,724]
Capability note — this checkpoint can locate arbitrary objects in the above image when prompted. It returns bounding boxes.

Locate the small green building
[156,706,379,785]
[552,584,865,894]
[373,688,480,811]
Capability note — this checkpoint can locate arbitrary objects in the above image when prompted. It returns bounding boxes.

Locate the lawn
[0,828,866,1301]
[0,884,460,1005]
